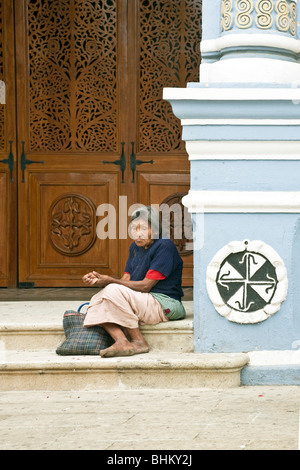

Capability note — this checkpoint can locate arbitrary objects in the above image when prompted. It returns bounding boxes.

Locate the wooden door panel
[137,171,193,286]
[0,171,8,285]
[19,169,119,286]
[8,0,202,288]
[22,0,119,156]
[0,0,17,287]
[15,0,126,286]
[130,0,202,157]
[127,0,203,287]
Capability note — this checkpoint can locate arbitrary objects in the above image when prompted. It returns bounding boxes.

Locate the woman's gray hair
[130,206,162,239]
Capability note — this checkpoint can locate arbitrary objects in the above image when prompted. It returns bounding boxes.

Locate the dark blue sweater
[125,239,184,301]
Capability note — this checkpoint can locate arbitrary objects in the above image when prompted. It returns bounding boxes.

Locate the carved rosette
[50,194,96,256]
[160,193,193,256]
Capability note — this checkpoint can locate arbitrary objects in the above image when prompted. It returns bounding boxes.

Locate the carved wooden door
[125,0,202,286]
[2,0,201,287]
[15,0,126,286]
[0,1,17,287]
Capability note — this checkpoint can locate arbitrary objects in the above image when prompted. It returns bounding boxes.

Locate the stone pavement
[0,386,299,450]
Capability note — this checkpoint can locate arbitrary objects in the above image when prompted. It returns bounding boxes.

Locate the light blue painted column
[164,0,300,385]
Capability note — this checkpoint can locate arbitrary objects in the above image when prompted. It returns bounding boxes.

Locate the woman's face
[130,218,153,249]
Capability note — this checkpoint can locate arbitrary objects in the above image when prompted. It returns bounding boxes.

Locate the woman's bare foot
[100,339,134,358]
[131,340,149,354]
[100,338,149,358]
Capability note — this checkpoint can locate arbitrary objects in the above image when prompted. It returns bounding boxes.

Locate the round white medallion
[206,240,288,324]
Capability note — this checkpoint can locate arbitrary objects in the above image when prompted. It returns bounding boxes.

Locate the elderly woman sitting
[82,206,186,358]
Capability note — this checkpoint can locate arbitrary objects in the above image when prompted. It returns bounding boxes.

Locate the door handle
[0,141,14,182]
[20,141,44,182]
[103,142,126,183]
[130,142,153,183]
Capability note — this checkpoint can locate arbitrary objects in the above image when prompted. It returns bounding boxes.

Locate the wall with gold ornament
[221,0,297,36]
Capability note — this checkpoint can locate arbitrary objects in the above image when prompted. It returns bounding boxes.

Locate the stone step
[0,301,194,353]
[0,300,250,390]
[241,351,300,386]
[0,349,249,391]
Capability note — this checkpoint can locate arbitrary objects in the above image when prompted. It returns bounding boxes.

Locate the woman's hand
[82,272,110,288]
[82,271,158,293]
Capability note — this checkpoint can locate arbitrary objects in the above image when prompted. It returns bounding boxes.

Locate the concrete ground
[0,386,299,451]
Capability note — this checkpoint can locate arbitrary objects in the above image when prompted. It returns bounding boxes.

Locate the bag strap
[77,302,90,313]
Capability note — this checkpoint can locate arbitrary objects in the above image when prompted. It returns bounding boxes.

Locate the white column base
[201,58,300,84]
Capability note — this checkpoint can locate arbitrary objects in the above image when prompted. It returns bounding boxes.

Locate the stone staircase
[0,300,249,391]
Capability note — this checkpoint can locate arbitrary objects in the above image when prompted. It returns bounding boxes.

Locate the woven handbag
[56,309,113,356]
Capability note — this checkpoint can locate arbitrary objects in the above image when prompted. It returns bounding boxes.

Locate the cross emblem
[216,250,278,313]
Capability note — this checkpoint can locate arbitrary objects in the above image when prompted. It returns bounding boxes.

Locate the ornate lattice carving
[50,194,96,256]
[28,0,118,152]
[139,0,202,153]
[160,193,193,256]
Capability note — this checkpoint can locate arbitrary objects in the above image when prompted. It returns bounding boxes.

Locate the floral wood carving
[50,194,96,256]
[27,0,202,154]
[28,0,118,152]
[139,0,202,153]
